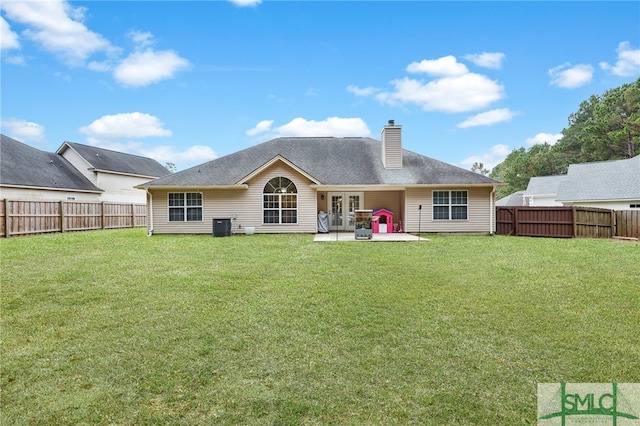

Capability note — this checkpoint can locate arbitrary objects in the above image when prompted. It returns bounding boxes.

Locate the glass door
[328,192,363,231]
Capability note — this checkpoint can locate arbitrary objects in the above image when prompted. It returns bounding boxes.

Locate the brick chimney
[381,120,402,168]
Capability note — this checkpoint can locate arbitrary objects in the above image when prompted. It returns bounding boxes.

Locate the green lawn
[1,229,638,425]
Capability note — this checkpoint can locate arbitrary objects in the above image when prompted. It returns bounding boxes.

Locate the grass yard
[1,229,638,425]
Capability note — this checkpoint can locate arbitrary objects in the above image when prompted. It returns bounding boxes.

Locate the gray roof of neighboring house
[525,175,568,196]
[139,137,503,188]
[556,155,640,202]
[58,142,169,178]
[496,190,526,206]
[1,134,102,192]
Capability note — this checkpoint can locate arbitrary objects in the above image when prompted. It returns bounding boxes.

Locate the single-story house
[556,155,640,210]
[0,134,169,203]
[523,175,568,207]
[137,121,505,235]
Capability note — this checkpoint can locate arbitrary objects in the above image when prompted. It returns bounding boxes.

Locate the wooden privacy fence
[0,199,147,237]
[496,206,640,239]
[615,210,640,239]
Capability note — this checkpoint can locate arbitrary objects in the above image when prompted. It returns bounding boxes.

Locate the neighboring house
[137,121,505,235]
[555,155,640,210]
[1,134,103,201]
[0,134,169,203]
[524,175,568,206]
[496,190,527,207]
[57,142,169,203]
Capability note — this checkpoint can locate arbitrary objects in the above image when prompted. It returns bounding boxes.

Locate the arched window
[263,177,297,224]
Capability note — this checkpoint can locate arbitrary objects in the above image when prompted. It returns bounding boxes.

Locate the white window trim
[262,193,298,225]
[167,192,204,222]
[432,190,469,221]
[262,177,298,225]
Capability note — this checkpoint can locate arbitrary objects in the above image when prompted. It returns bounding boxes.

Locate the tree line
[487,78,639,199]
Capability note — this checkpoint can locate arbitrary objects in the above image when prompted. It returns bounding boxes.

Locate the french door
[328,192,363,231]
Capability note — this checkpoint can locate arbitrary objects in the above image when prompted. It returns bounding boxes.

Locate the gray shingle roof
[59,142,170,178]
[556,155,640,201]
[526,175,567,195]
[496,190,526,206]
[140,137,502,188]
[1,134,102,192]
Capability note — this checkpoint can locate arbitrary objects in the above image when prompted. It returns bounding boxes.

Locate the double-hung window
[168,192,203,222]
[263,177,297,224]
[433,190,468,220]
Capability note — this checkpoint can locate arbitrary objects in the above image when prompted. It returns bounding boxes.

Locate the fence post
[131,203,135,228]
[60,200,65,233]
[611,209,616,237]
[4,199,10,238]
[572,207,577,237]
[101,202,106,229]
[513,207,519,236]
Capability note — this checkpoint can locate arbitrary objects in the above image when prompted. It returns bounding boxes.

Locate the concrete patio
[313,232,428,242]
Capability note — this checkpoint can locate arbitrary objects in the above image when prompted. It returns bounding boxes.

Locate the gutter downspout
[146,189,153,236]
[490,186,496,235]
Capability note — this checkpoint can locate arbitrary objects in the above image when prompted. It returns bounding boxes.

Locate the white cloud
[459,144,511,171]
[87,31,189,86]
[526,132,563,147]
[549,63,594,89]
[275,117,371,137]
[406,55,468,77]
[79,112,172,140]
[246,120,274,136]
[346,85,380,96]
[376,74,505,113]
[140,145,217,166]
[4,55,26,66]
[113,49,190,87]
[0,16,20,50]
[599,41,640,77]
[1,3,188,86]
[457,108,516,128]
[1,118,46,143]
[1,0,113,66]
[247,117,371,141]
[128,30,154,49]
[352,55,506,113]
[77,112,213,170]
[76,139,216,171]
[463,52,505,69]
[229,0,262,6]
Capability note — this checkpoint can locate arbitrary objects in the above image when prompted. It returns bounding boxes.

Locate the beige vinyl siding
[249,163,317,233]
[404,187,493,233]
[382,127,402,169]
[149,188,245,234]
[60,147,95,185]
[0,186,101,202]
[149,162,317,234]
[93,172,150,203]
[362,190,402,213]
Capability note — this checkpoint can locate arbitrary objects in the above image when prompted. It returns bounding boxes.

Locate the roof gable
[141,137,502,188]
[1,134,102,192]
[58,142,169,178]
[237,155,321,185]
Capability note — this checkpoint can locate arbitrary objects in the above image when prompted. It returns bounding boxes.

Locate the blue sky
[2,1,639,172]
